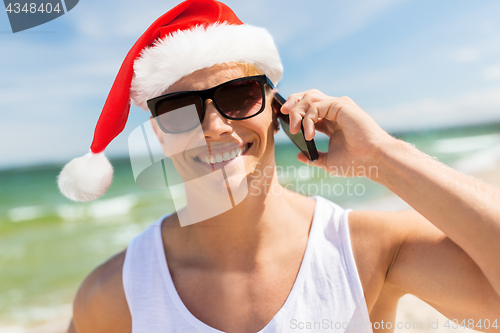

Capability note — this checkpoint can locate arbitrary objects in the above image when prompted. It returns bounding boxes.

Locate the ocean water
[1,124,500,328]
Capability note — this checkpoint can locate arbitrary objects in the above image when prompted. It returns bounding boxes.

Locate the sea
[1,123,500,329]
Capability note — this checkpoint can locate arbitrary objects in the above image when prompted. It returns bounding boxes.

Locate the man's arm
[380,210,500,324]
[350,209,500,326]
[281,90,500,319]
[67,250,131,333]
[371,139,500,298]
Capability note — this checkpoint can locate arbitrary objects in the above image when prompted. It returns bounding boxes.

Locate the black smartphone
[272,93,319,162]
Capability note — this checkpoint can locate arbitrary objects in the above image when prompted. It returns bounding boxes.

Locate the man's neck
[163,173,315,269]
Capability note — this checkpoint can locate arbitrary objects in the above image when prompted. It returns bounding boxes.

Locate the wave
[431,133,500,154]
[6,206,48,223]
[0,303,71,332]
[452,145,500,174]
[56,194,138,222]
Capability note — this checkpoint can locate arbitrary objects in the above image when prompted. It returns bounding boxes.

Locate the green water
[1,124,500,327]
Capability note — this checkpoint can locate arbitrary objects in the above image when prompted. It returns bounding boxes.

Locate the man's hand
[280,89,393,175]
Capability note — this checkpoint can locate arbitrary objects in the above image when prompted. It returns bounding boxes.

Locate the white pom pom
[57,152,113,202]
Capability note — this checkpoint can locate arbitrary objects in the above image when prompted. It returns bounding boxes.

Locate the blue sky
[1,0,500,168]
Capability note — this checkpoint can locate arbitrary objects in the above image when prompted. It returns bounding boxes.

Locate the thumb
[297,151,329,169]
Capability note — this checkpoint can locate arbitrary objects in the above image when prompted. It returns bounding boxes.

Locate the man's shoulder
[346,210,420,310]
[347,209,422,264]
[77,250,128,304]
[348,209,419,241]
[71,250,131,333]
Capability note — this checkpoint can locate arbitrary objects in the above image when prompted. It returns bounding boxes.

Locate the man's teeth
[200,146,247,165]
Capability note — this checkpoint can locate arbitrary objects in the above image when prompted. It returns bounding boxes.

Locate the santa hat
[57,0,283,202]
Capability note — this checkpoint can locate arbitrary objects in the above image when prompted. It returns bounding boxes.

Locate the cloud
[484,64,500,81]
[260,0,407,59]
[452,48,481,63]
[478,19,499,35]
[286,65,410,97]
[0,120,90,167]
[2,0,500,169]
[69,0,179,41]
[370,85,500,132]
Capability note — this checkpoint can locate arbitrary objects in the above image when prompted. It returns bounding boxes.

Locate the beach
[5,168,500,333]
[1,127,500,332]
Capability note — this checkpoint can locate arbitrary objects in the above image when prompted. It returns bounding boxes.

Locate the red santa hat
[57,0,283,202]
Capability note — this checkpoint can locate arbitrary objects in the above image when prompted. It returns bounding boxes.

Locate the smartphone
[272,93,319,162]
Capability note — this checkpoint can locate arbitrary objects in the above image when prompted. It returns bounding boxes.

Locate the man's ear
[272,110,280,135]
[150,117,165,145]
[270,89,280,135]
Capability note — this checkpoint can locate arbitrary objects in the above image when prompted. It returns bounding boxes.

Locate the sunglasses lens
[155,95,203,133]
[215,79,263,119]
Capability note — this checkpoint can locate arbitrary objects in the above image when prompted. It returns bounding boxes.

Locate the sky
[1,0,500,168]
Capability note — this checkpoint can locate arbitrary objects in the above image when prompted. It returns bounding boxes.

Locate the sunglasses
[147,75,275,133]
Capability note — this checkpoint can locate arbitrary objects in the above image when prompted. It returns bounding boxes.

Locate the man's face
[150,63,277,190]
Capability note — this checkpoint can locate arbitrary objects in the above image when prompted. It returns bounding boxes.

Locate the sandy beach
[3,161,500,333]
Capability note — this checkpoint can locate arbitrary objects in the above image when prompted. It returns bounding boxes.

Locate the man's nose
[201,99,233,139]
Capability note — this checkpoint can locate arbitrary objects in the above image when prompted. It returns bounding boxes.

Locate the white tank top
[122,196,372,333]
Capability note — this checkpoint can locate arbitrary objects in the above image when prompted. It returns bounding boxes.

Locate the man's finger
[281,92,305,115]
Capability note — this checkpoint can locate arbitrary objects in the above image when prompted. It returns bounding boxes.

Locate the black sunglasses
[147,75,275,133]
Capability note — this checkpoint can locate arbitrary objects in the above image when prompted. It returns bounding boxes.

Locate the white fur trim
[57,152,113,202]
[131,23,283,110]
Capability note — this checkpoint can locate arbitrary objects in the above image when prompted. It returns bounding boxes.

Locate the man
[59,1,500,332]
